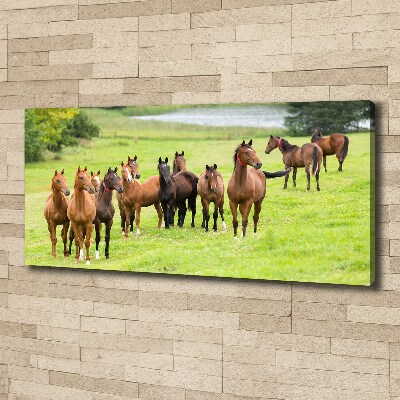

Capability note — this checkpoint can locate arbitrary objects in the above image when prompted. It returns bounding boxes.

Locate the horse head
[128,155,140,179]
[174,151,186,173]
[205,164,219,193]
[158,157,172,184]
[75,166,95,194]
[52,169,70,196]
[104,167,123,194]
[265,135,282,154]
[121,162,134,184]
[90,170,101,192]
[311,127,323,142]
[235,139,262,170]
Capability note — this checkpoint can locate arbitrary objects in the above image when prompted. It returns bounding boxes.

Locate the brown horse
[197,164,226,232]
[311,127,349,172]
[67,166,96,265]
[120,161,162,237]
[173,151,186,175]
[91,170,101,192]
[265,136,323,191]
[94,167,124,260]
[117,156,140,233]
[227,139,289,238]
[44,169,70,258]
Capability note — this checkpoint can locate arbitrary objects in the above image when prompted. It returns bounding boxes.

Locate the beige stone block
[139,26,235,47]
[0,110,24,124]
[354,30,400,50]
[37,355,80,373]
[124,76,220,94]
[0,0,77,11]
[330,85,388,101]
[188,294,291,316]
[191,5,291,28]
[139,44,192,63]
[0,348,31,367]
[36,93,79,108]
[172,91,220,104]
[237,54,292,73]
[0,80,78,96]
[352,0,400,15]
[49,47,138,65]
[293,301,347,321]
[37,326,80,344]
[8,22,49,39]
[0,5,78,24]
[93,31,138,48]
[81,316,125,334]
[126,321,222,344]
[0,320,36,339]
[347,304,400,325]
[139,383,185,400]
[0,265,7,279]
[79,0,171,20]
[8,64,93,81]
[79,93,171,107]
[80,360,125,380]
[49,371,139,397]
[93,301,139,320]
[174,356,221,377]
[92,273,139,291]
[293,33,352,54]
[139,291,187,309]
[223,377,276,398]
[8,52,49,67]
[331,338,389,359]
[172,0,221,13]
[79,79,124,95]
[221,72,272,91]
[79,331,173,354]
[223,328,258,347]
[0,209,23,224]
[139,59,236,78]
[174,340,222,360]
[140,13,190,31]
[8,365,49,384]
[273,67,387,87]
[239,313,291,333]
[224,344,275,365]
[237,22,291,43]
[293,0,351,20]
[93,62,138,78]
[139,307,239,329]
[222,0,325,8]
[126,365,222,392]
[9,34,92,53]
[193,39,291,60]
[0,95,35,109]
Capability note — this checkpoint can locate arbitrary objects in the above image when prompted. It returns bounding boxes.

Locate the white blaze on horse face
[95,176,101,186]
[124,167,133,183]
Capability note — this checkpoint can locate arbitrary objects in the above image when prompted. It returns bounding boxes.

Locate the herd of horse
[43,128,349,265]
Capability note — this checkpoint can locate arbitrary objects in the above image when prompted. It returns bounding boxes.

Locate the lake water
[130,105,289,128]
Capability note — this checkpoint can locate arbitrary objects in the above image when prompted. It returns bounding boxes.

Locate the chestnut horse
[311,127,349,172]
[91,170,101,192]
[67,166,96,265]
[173,151,186,175]
[44,169,70,258]
[94,167,124,259]
[197,164,226,232]
[265,136,323,191]
[227,140,289,238]
[120,161,162,237]
[117,156,140,233]
[158,157,198,229]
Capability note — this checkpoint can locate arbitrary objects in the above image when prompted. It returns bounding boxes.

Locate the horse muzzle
[63,189,71,196]
[135,174,141,179]
[253,162,262,169]
[118,187,124,194]
[87,187,95,194]
[265,149,270,155]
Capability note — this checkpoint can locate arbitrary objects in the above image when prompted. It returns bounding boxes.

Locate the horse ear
[214,164,217,170]
[175,151,178,157]
[108,167,111,172]
[181,151,184,156]
[241,140,245,146]
[206,165,209,170]
[128,156,131,161]
[114,167,118,173]
[61,169,64,175]
[121,161,124,167]
[165,157,168,164]
[84,166,87,171]
[91,171,94,176]
[77,166,81,172]
[54,170,57,176]
[270,135,273,138]
[134,155,137,161]
[248,139,253,146]
[158,157,162,164]
[97,170,100,175]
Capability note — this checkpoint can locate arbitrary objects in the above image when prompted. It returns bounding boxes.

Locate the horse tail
[186,172,198,212]
[263,168,291,179]
[340,135,349,161]
[312,146,318,176]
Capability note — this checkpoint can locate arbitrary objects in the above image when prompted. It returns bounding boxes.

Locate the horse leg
[95,222,101,260]
[120,212,125,234]
[47,221,57,258]
[105,220,112,259]
[154,202,163,228]
[323,154,327,172]
[61,221,69,258]
[239,201,252,238]
[253,200,262,234]
[84,222,93,265]
[316,168,321,191]
[305,163,311,191]
[190,198,196,228]
[71,223,80,264]
[170,207,175,227]
[124,207,131,238]
[219,201,227,231]
[168,201,175,228]
[130,211,135,233]
[293,167,297,187]
[229,200,239,238]
[178,201,187,228]
[134,204,141,236]
[283,169,290,189]
[203,200,210,232]
[212,202,218,232]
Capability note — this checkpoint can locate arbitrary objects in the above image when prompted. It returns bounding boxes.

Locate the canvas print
[25,101,375,285]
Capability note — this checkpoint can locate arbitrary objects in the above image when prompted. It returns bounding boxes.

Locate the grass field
[25,107,373,285]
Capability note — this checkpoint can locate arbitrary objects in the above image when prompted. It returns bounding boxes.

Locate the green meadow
[25,107,373,285]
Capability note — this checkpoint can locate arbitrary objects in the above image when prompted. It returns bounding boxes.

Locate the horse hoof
[136,229,140,236]
[74,259,78,264]
[234,235,238,240]
[95,251,100,260]
[86,260,90,266]
[222,221,227,231]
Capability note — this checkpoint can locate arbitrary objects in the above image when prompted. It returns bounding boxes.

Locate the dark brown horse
[44,169,70,258]
[67,166,96,265]
[120,162,162,237]
[173,151,186,175]
[197,164,226,232]
[94,167,124,260]
[311,127,349,172]
[117,156,140,233]
[158,157,198,229]
[227,140,289,238]
[265,136,323,191]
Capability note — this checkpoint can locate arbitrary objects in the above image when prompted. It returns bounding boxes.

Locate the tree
[284,101,371,137]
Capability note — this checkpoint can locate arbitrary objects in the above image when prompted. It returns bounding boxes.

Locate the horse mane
[279,137,297,152]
